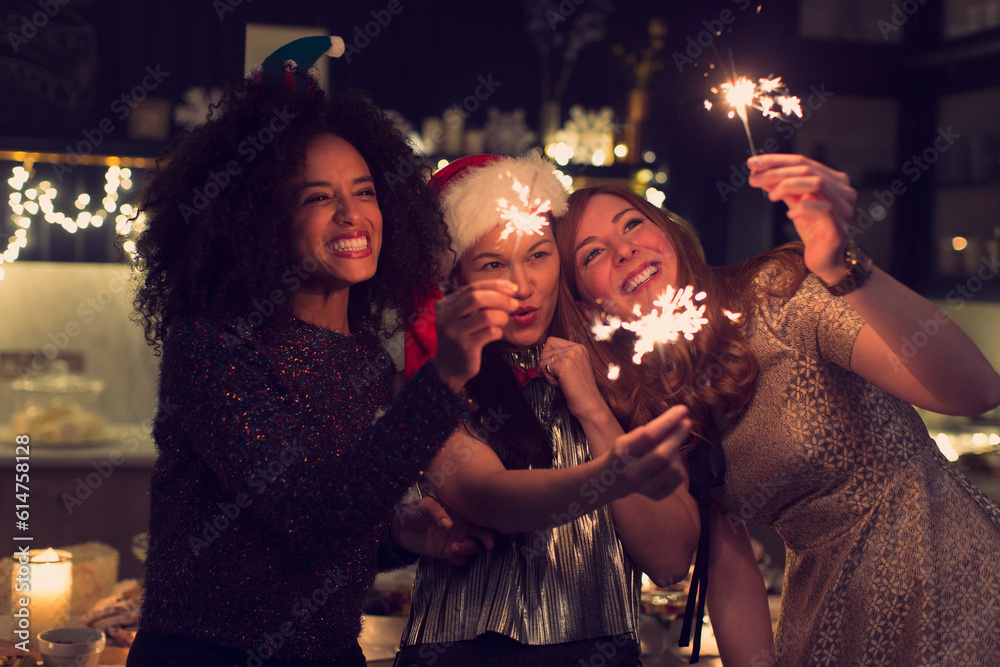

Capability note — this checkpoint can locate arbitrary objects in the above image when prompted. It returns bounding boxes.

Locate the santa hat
[246,35,346,92]
[403,153,569,381]
[431,153,569,274]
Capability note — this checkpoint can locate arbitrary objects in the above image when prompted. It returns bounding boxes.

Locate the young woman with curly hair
[557,154,1000,665]
[126,43,512,667]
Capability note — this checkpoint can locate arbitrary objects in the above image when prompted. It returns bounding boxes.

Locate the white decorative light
[645,187,666,208]
[2,160,141,278]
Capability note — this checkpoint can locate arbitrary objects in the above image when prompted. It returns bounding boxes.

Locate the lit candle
[19,548,73,650]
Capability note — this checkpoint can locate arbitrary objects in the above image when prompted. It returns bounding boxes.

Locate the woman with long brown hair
[556,153,1000,665]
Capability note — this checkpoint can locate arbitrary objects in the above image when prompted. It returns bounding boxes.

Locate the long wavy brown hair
[555,186,807,453]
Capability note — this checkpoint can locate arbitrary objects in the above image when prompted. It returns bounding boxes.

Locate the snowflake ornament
[174,86,224,131]
[553,105,616,166]
[483,108,538,155]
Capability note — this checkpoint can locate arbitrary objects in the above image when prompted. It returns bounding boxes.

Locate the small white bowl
[37,627,106,667]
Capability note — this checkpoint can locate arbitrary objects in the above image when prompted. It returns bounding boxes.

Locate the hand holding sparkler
[747,153,856,284]
[433,279,519,392]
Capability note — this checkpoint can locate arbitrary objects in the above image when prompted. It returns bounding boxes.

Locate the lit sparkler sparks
[497,175,552,241]
[592,314,622,342]
[590,286,709,365]
[723,309,742,322]
[705,75,802,154]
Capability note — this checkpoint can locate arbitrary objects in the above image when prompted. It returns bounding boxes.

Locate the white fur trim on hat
[438,154,569,269]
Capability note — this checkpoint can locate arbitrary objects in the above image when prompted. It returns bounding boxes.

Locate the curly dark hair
[133,79,450,351]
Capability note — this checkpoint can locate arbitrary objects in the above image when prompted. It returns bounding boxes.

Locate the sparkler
[590,285,709,365]
[722,309,742,322]
[495,173,553,279]
[497,174,551,241]
[705,75,802,155]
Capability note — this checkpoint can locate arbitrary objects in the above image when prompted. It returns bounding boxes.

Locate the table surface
[0,611,735,666]
[0,423,157,469]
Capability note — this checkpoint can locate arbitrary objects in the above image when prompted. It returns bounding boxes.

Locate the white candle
[421,117,445,155]
[442,108,465,156]
[18,548,73,650]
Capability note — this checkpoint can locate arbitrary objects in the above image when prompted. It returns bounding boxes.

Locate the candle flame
[33,548,61,563]
[497,175,551,241]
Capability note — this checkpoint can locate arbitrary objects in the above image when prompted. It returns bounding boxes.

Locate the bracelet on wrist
[821,239,873,296]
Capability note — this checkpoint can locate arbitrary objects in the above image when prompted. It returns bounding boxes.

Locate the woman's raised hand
[539,336,607,418]
[432,279,518,392]
[747,153,858,285]
[609,405,691,501]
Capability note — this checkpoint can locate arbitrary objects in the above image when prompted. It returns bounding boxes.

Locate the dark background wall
[3,0,999,294]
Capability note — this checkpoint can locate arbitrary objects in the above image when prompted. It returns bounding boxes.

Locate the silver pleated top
[399,346,641,646]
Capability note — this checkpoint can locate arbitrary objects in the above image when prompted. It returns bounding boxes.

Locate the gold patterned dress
[715,271,1000,666]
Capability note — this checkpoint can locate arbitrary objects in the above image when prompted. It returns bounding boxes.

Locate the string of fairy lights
[2,153,153,280]
[3,150,666,282]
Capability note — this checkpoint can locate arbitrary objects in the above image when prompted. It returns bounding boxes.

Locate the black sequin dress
[136,316,471,661]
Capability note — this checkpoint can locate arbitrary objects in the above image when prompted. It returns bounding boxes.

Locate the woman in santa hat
[395,154,773,666]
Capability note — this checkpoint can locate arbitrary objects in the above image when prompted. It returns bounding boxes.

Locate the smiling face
[572,193,679,319]
[290,133,383,294]
[456,224,559,351]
